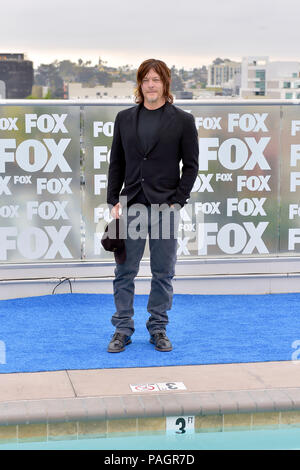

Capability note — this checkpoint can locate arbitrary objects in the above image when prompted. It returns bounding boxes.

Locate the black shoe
[107,332,132,353]
[150,331,172,352]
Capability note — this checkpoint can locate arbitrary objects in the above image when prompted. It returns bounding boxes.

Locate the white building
[208,59,241,89]
[268,61,300,99]
[240,56,300,99]
[68,81,135,100]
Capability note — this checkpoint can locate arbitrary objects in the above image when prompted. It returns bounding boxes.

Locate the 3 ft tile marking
[166,416,195,434]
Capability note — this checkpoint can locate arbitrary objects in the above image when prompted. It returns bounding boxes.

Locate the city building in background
[207,58,241,95]
[0,53,33,98]
[31,84,50,98]
[0,80,5,98]
[240,56,300,99]
[68,81,135,100]
[2,52,300,101]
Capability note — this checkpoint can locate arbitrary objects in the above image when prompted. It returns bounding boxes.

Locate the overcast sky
[2,0,300,69]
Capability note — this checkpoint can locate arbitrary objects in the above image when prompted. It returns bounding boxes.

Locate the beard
[146,93,159,103]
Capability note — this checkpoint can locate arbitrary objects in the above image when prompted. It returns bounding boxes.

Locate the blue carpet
[0,293,298,373]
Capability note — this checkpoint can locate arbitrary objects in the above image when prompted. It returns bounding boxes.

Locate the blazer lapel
[132,103,145,156]
[146,101,175,156]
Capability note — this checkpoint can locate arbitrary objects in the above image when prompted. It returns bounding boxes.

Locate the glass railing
[0,99,299,264]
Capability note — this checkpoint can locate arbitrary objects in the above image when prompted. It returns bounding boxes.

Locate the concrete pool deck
[1,360,300,440]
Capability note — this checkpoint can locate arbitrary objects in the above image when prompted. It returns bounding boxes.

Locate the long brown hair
[134,59,173,104]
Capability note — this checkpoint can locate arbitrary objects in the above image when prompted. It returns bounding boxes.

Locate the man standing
[106,59,199,353]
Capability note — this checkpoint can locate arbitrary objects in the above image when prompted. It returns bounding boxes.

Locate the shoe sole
[149,338,172,352]
[107,338,132,353]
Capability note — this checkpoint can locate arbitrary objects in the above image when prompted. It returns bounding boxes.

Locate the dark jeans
[111,204,180,337]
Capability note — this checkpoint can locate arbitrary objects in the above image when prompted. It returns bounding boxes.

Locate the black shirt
[128,103,166,207]
[137,102,165,154]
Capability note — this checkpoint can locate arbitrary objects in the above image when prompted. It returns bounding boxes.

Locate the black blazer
[107,101,199,208]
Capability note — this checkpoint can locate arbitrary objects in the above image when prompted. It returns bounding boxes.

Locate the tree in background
[34,63,64,98]
[33,59,208,99]
[170,65,184,93]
